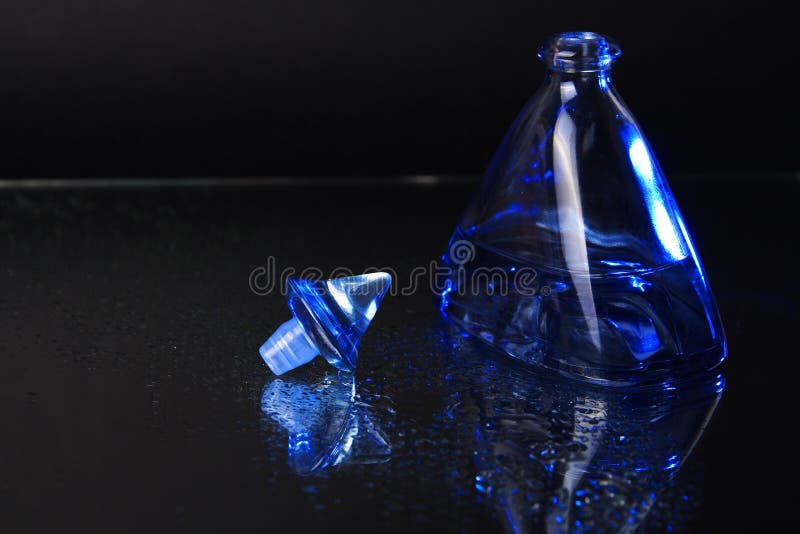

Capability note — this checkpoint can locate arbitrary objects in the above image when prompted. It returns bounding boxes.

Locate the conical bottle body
[438,32,726,384]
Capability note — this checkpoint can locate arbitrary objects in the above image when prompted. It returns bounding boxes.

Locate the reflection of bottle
[438,32,725,384]
[468,352,723,533]
[261,368,391,475]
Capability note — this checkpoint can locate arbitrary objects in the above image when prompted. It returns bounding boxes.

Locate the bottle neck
[545,68,612,89]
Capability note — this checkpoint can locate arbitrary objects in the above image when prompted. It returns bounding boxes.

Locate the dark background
[0,0,795,179]
[2,3,799,531]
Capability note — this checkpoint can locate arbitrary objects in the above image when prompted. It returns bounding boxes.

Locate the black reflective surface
[1,176,797,532]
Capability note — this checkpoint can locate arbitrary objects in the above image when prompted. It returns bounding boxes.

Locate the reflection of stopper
[261,372,391,475]
[259,272,392,375]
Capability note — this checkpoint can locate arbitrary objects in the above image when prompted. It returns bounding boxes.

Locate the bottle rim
[538,31,622,73]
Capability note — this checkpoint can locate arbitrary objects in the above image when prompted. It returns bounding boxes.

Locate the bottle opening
[538,31,621,73]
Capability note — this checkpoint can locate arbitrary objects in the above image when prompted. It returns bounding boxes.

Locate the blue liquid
[439,228,725,384]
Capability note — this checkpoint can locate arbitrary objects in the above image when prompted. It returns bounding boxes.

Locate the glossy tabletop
[1,175,797,532]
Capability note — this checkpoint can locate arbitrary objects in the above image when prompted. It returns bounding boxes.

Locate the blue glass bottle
[438,32,726,384]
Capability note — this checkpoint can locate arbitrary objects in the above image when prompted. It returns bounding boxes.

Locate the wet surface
[1,177,798,532]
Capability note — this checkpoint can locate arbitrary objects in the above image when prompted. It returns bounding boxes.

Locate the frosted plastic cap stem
[259,317,319,375]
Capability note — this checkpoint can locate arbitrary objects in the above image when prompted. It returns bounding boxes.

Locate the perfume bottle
[438,32,726,384]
